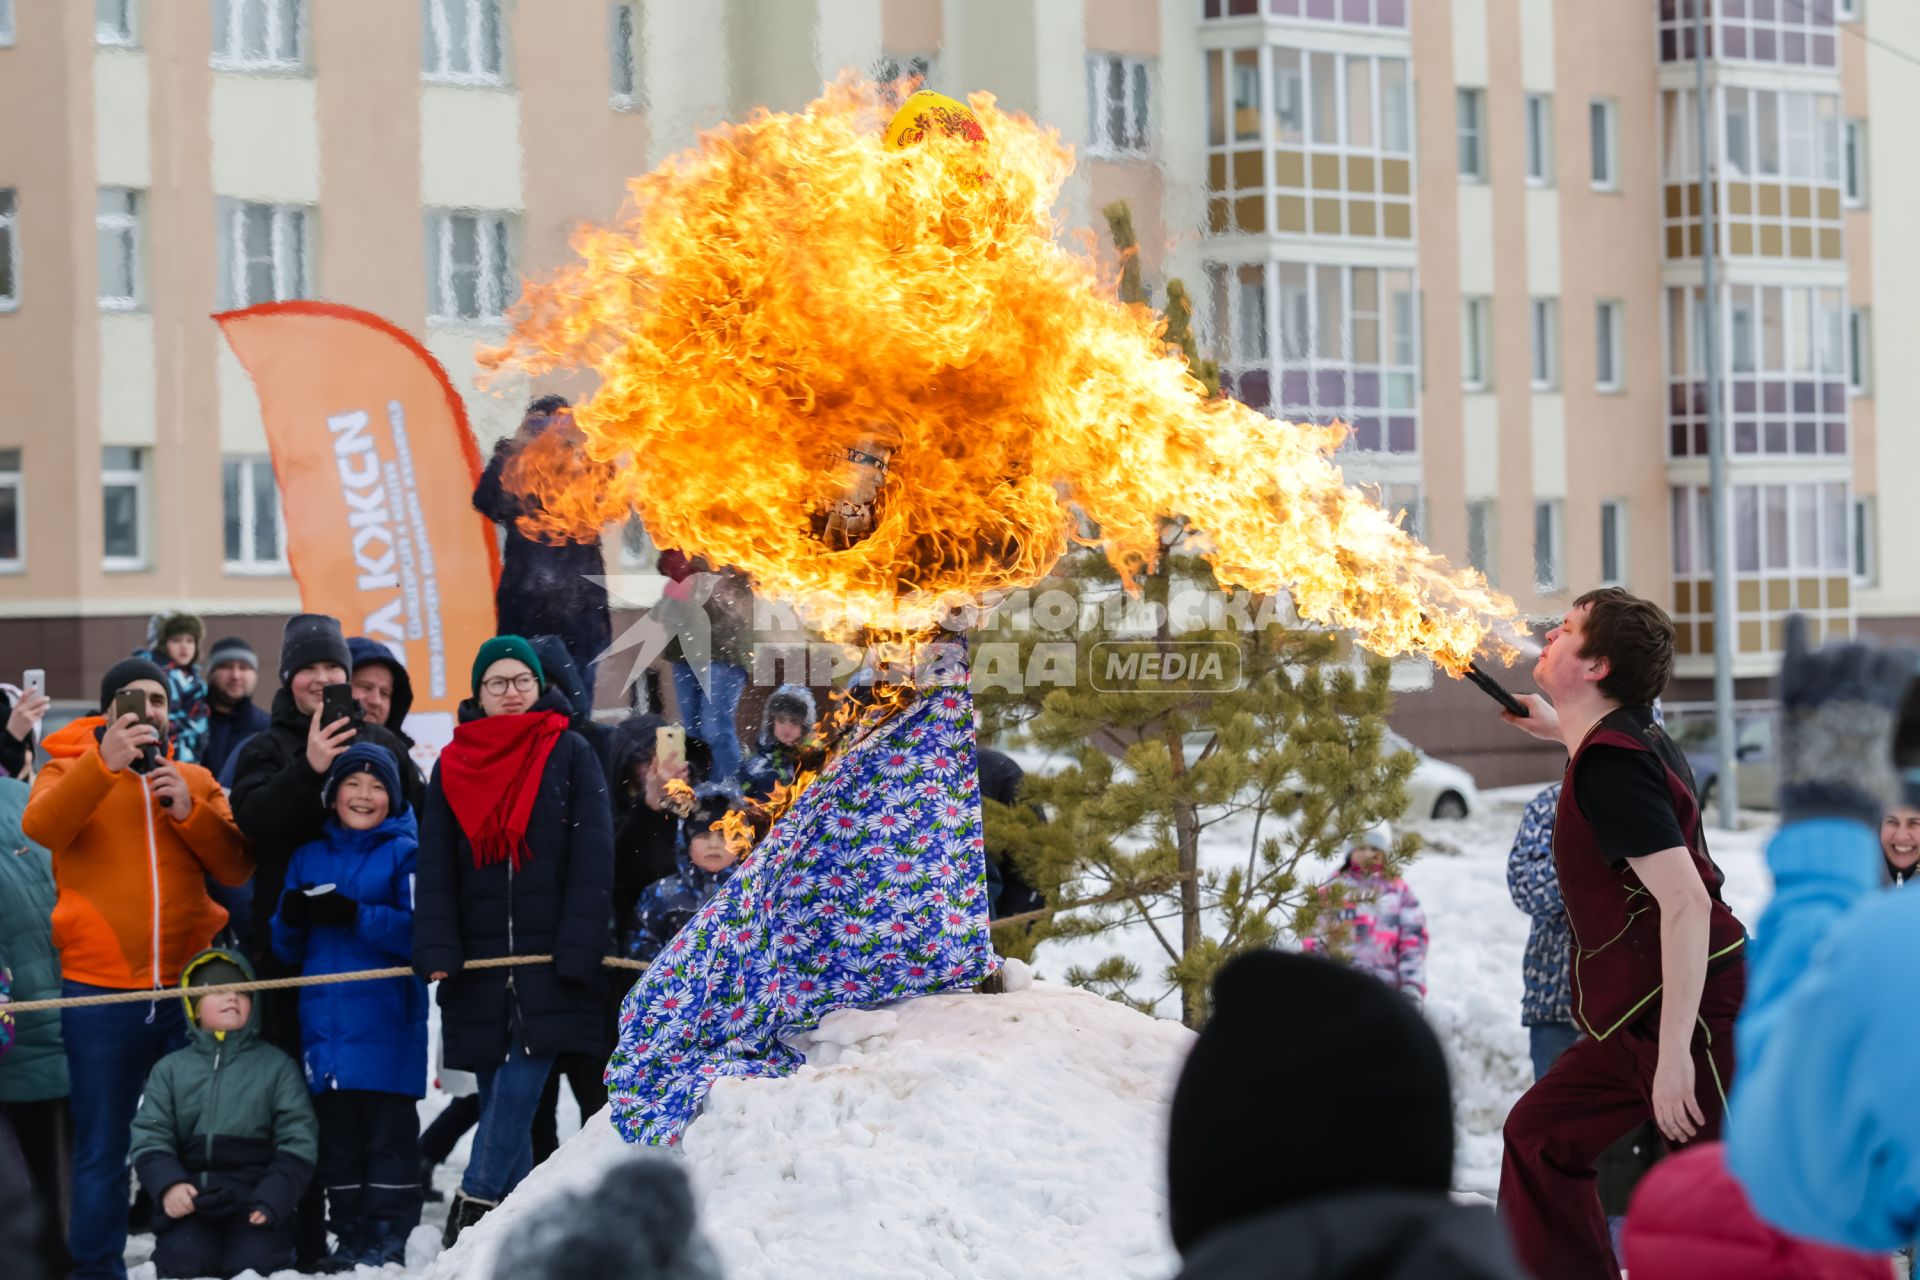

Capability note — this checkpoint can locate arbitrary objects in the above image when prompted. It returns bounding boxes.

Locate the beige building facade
[0,0,1907,782]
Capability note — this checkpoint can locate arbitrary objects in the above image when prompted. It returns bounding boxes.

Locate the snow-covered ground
[127,782,1781,1278]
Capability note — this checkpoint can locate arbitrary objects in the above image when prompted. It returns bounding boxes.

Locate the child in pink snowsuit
[1301,822,1429,1006]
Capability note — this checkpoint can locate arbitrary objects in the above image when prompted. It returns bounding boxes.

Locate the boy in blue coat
[625,785,744,963]
[271,743,427,1268]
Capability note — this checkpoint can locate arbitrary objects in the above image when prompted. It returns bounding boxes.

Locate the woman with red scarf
[411,636,613,1245]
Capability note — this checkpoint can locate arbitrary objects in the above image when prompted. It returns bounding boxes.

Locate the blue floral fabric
[605,654,1000,1146]
[1506,782,1574,1026]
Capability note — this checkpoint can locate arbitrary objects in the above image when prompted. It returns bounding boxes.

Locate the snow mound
[431,980,1195,1280]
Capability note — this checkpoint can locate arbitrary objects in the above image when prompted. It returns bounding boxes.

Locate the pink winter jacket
[1300,860,1428,1001]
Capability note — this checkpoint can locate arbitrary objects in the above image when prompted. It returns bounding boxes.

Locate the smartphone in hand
[655,724,686,773]
[113,688,162,774]
[320,682,361,728]
[22,669,45,700]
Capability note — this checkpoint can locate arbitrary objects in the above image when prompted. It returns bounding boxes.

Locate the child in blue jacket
[271,743,427,1268]
[625,785,744,963]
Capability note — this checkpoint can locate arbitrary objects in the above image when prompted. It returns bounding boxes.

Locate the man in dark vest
[1494,587,1747,1280]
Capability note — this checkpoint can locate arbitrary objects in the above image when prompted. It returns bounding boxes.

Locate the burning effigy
[487,83,1520,1145]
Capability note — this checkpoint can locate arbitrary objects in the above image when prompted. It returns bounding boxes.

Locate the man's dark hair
[1572,586,1676,707]
[526,394,571,418]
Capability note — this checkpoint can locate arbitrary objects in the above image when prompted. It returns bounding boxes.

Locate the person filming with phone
[20,658,251,1280]
[2,669,50,779]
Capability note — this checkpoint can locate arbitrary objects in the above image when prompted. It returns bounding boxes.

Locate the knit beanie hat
[471,635,546,698]
[322,742,408,818]
[279,614,353,687]
[206,636,258,672]
[1350,820,1393,856]
[99,657,170,714]
[489,1155,723,1280]
[1165,950,1454,1256]
[680,783,740,849]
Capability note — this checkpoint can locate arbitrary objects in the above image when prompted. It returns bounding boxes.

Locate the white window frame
[101,446,147,572]
[1595,299,1625,392]
[0,449,21,573]
[1842,118,1866,206]
[426,209,516,323]
[222,455,289,574]
[1853,495,1874,584]
[212,0,306,72]
[1524,93,1553,186]
[0,189,17,312]
[96,187,142,311]
[1457,87,1486,182]
[608,2,638,109]
[1086,53,1154,158]
[1589,98,1619,192]
[1534,499,1565,595]
[1462,296,1492,391]
[218,199,313,309]
[95,0,135,47]
[1530,297,1559,391]
[0,0,14,47]
[1600,499,1627,587]
[1467,499,1498,585]
[1848,306,1871,395]
[423,0,507,86]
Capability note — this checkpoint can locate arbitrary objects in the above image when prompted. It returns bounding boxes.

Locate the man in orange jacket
[23,657,251,1280]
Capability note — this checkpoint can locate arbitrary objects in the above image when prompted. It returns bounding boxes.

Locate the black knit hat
[1165,950,1455,1256]
[99,657,169,714]
[206,636,258,672]
[279,614,352,687]
[680,783,741,849]
[490,1156,722,1280]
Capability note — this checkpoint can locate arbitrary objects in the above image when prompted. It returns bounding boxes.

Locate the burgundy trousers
[1498,960,1745,1280]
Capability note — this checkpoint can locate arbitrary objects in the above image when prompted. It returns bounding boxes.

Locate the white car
[1384,729,1479,821]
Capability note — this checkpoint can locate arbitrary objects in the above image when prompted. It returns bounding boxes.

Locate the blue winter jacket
[1504,783,1573,1027]
[1726,816,1920,1251]
[269,811,428,1098]
[624,847,735,963]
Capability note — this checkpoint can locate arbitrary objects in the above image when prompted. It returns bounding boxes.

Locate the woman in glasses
[411,635,613,1245]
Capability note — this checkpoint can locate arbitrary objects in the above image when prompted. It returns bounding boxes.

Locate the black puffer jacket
[1172,1193,1526,1280]
[227,688,425,967]
[412,687,615,1071]
[528,634,611,774]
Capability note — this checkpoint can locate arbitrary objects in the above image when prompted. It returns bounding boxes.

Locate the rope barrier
[0,954,650,1015]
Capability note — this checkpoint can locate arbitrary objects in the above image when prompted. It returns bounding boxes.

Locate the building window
[0,449,19,572]
[1534,500,1565,594]
[212,0,305,70]
[1087,54,1152,158]
[0,0,13,47]
[1203,0,1409,26]
[1852,496,1874,583]
[427,210,516,322]
[102,446,146,570]
[217,200,312,308]
[1842,119,1866,206]
[95,0,135,46]
[1457,88,1486,181]
[423,0,505,84]
[1589,99,1618,191]
[1596,299,1624,392]
[1671,481,1852,659]
[1667,282,1848,458]
[1467,499,1497,585]
[96,188,142,310]
[1462,296,1492,391]
[1600,499,1626,586]
[1848,307,1870,395]
[0,189,17,311]
[1660,0,1837,66]
[1378,482,1423,541]
[222,455,286,572]
[1524,93,1552,185]
[1530,297,1559,390]
[608,3,637,108]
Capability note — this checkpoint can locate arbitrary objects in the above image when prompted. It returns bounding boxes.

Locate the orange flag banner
[216,302,500,743]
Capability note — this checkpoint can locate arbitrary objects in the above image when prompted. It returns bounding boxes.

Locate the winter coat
[655,551,755,669]
[472,437,612,680]
[1300,860,1429,1001]
[203,696,271,784]
[129,948,319,1224]
[23,718,252,989]
[606,714,683,926]
[1505,783,1573,1026]
[0,689,31,779]
[1171,1191,1527,1280]
[625,846,734,962]
[269,811,428,1098]
[1727,816,1920,1251]
[528,634,612,772]
[0,778,66,1101]
[412,687,615,1071]
[740,684,820,803]
[1623,1143,1892,1279]
[978,747,1048,919]
[227,686,424,966]
[346,635,418,755]
[135,649,211,767]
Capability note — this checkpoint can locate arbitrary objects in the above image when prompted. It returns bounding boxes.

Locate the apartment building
[0,0,1910,784]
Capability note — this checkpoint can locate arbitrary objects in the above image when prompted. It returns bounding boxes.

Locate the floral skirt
[605,665,1000,1145]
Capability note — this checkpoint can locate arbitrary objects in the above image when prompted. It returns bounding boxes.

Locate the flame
[486,80,1517,673]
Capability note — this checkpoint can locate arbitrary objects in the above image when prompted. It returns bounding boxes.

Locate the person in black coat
[977,749,1049,921]
[527,635,611,773]
[471,398,612,693]
[224,616,425,1267]
[412,636,613,1246]
[202,637,271,782]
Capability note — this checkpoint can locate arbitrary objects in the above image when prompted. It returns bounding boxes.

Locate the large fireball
[486,80,1516,672]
